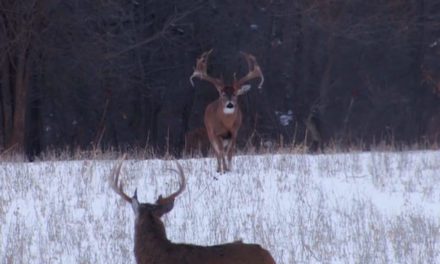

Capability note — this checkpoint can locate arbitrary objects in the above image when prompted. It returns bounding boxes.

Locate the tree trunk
[1,58,13,149]
[8,47,30,152]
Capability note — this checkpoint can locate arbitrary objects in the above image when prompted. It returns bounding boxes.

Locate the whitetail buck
[110,157,276,264]
[190,49,264,173]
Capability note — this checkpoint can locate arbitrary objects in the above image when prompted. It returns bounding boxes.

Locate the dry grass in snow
[1,150,440,263]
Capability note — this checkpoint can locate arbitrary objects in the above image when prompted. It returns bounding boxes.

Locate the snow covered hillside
[1,151,440,263]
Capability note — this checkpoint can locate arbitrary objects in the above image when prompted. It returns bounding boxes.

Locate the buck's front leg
[225,134,237,172]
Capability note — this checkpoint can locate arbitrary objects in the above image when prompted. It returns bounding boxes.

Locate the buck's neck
[134,214,172,259]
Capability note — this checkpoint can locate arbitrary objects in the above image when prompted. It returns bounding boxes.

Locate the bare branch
[105,4,202,59]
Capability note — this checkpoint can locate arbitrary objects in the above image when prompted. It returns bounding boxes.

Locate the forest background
[1,0,439,158]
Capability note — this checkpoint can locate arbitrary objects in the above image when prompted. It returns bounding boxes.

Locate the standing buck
[110,157,276,264]
[190,49,264,173]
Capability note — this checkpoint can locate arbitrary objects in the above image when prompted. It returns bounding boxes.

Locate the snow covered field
[1,151,440,263]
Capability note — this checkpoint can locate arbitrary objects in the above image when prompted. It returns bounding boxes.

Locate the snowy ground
[1,151,440,263]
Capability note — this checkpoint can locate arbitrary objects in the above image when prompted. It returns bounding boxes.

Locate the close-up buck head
[190,49,264,115]
[189,50,264,173]
[110,156,276,264]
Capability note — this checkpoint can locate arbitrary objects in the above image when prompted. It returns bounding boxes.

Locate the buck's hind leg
[225,133,237,172]
[220,132,233,172]
[222,138,231,171]
[216,153,226,174]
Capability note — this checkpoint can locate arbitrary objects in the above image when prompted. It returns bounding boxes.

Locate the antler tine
[109,154,132,203]
[158,161,186,205]
[189,49,212,86]
[236,52,264,89]
[190,49,224,89]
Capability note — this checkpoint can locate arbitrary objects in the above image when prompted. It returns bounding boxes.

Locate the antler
[109,154,132,203]
[234,52,264,90]
[157,161,186,206]
[190,49,224,90]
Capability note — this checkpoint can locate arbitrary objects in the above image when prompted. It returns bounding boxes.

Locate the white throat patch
[223,107,235,114]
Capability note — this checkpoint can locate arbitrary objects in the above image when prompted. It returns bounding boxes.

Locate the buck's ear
[154,196,175,217]
[237,84,251,95]
[131,189,140,216]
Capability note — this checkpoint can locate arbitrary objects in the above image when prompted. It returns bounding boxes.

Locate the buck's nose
[226,102,234,108]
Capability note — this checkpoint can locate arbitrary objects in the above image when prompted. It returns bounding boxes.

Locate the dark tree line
[1,0,439,158]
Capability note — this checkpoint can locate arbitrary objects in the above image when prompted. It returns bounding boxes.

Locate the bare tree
[0,0,49,152]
